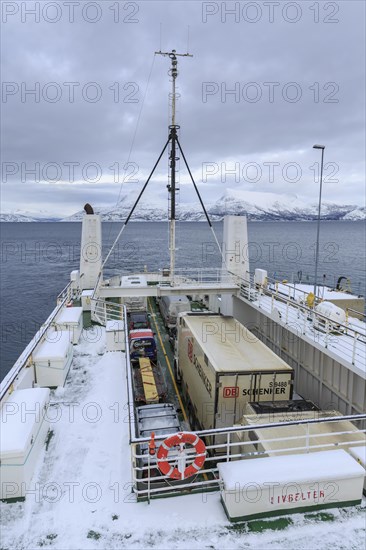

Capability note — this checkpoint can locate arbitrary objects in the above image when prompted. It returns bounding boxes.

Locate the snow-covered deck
[272,283,364,304]
[1,327,365,550]
[240,289,366,379]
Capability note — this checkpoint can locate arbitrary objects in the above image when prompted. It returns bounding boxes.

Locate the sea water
[1,220,365,379]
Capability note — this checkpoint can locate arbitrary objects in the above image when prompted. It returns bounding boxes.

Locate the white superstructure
[79,213,102,291]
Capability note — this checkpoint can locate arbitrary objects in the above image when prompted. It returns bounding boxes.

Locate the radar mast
[155,49,192,277]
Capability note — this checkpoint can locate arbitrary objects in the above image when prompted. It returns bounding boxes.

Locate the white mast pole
[155,49,192,280]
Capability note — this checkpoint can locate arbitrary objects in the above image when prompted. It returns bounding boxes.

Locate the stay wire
[105,53,157,252]
[176,136,228,270]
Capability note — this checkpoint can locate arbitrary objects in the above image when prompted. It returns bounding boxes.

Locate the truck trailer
[159,295,191,331]
[175,313,294,434]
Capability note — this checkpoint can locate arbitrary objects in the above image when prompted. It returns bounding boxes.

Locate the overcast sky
[1,0,365,216]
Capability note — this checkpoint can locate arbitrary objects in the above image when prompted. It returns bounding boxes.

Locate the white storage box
[81,289,93,311]
[106,320,125,352]
[33,330,73,387]
[218,450,364,521]
[70,269,79,282]
[54,306,83,344]
[0,388,50,500]
[254,268,268,286]
[349,446,366,494]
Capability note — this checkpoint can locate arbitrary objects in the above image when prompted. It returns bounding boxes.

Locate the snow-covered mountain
[207,190,365,221]
[60,190,365,222]
[0,210,60,222]
[2,190,365,222]
[60,195,204,222]
[342,207,366,220]
[0,213,39,222]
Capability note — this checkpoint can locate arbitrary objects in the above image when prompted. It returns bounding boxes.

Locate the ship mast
[155,49,192,277]
[97,49,225,294]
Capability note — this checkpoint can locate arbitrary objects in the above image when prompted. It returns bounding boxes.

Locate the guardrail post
[352,333,358,365]
[226,432,230,461]
[147,452,151,505]
[325,320,329,348]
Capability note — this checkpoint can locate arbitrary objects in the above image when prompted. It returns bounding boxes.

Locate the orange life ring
[156,432,206,480]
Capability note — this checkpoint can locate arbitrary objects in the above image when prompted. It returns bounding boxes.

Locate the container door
[216,371,293,426]
[255,371,293,402]
[217,373,255,428]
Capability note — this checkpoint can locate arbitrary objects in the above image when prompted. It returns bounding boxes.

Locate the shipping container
[175,314,294,434]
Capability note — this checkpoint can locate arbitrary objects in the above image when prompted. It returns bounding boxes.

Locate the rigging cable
[99,136,169,280]
[176,136,229,271]
[115,52,156,207]
[104,53,157,261]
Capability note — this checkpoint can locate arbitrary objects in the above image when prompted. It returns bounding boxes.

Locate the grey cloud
[1,0,365,215]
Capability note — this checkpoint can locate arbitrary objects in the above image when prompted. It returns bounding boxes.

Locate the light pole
[313,144,325,299]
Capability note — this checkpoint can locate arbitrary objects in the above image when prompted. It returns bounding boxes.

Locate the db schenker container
[175,313,294,433]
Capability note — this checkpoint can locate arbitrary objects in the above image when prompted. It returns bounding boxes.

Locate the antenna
[155,49,193,126]
[155,49,193,278]
[99,49,226,290]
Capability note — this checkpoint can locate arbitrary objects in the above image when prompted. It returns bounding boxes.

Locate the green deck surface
[147,298,187,426]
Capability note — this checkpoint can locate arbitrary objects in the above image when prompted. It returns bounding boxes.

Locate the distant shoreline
[1,218,365,223]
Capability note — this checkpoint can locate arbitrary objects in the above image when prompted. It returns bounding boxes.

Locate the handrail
[91,298,124,325]
[124,303,137,443]
[0,288,72,400]
[57,281,72,303]
[131,413,366,444]
[130,413,366,499]
[239,274,366,368]
[103,268,240,289]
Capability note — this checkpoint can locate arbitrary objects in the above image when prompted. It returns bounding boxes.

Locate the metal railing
[239,275,366,368]
[170,268,238,287]
[91,298,125,325]
[0,282,75,401]
[103,268,239,289]
[56,281,74,305]
[130,413,366,501]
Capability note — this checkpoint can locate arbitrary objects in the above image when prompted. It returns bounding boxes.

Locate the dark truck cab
[128,310,150,331]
